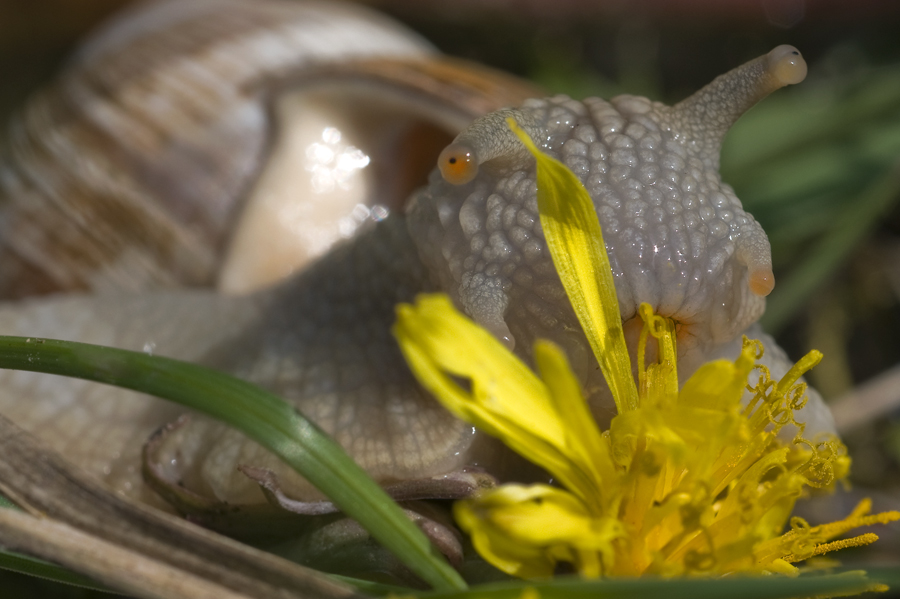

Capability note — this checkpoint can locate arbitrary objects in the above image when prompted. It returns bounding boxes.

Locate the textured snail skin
[410,48,800,426]
[0,46,834,510]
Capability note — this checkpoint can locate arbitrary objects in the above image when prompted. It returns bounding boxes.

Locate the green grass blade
[327,574,413,596]
[0,336,466,592]
[761,167,900,333]
[719,65,900,334]
[0,551,117,595]
[419,568,899,599]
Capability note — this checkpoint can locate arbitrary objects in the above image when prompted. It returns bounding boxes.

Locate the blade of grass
[762,165,900,333]
[0,336,466,592]
[722,64,900,176]
[0,550,117,595]
[1,493,119,595]
[418,568,899,599]
[327,574,413,596]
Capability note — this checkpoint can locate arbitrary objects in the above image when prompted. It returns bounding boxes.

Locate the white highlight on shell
[338,203,391,238]
[305,127,371,194]
[219,92,378,294]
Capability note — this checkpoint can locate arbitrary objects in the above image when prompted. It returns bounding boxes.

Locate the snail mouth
[621,313,709,384]
[572,313,709,430]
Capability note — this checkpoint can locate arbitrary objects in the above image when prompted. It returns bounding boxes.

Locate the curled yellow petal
[455,484,625,578]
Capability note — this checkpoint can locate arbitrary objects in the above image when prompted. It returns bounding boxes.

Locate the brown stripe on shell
[0,0,435,298]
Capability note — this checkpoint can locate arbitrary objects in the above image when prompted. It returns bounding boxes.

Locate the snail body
[0,0,834,525]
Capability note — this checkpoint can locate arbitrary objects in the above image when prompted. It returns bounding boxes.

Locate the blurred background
[1,0,899,594]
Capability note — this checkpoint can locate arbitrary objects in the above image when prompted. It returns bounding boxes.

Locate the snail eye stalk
[438,142,478,184]
[767,44,807,85]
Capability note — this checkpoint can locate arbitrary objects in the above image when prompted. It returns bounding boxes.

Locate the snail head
[408,46,807,421]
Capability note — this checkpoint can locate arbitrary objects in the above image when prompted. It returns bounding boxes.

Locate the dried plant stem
[0,508,245,599]
[832,362,900,434]
[0,413,363,599]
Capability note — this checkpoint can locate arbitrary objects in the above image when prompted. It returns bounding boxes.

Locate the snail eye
[767,45,807,85]
[438,142,478,185]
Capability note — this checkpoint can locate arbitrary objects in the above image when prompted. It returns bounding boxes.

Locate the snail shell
[0,1,835,520]
[0,0,540,298]
[0,0,540,511]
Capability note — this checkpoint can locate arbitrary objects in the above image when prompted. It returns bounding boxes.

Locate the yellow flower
[392,119,899,579]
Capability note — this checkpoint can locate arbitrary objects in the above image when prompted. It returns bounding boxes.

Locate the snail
[0,0,836,575]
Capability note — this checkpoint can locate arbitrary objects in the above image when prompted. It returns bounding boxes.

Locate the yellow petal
[394,294,604,503]
[507,118,638,414]
[678,339,756,410]
[454,484,626,578]
[533,339,614,505]
[394,295,549,433]
[454,498,557,578]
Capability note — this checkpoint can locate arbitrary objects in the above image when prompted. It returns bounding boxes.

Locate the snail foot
[271,501,465,587]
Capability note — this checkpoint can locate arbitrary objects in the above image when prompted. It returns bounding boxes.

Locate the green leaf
[0,336,466,592]
[719,63,900,330]
[328,574,413,596]
[419,568,899,599]
[0,551,115,595]
[761,167,900,333]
